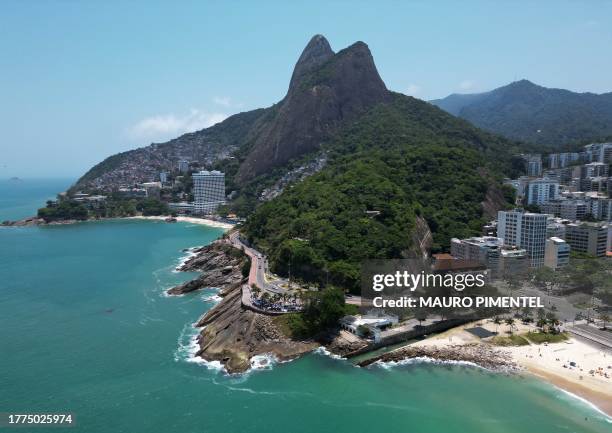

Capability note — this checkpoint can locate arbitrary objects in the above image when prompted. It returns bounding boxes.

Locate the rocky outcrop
[167,242,247,295]
[169,240,317,372]
[235,36,390,183]
[358,343,517,371]
[194,284,317,373]
[1,217,79,226]
[405,216,433,259]
[481,182,508,220]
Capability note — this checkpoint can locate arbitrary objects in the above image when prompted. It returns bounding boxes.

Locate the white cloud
[406,84,421,96]
[127,109,228,142]
[213,96,232,107]
[459,80,475,91]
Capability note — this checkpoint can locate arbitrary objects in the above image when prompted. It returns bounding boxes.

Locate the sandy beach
[127,215,234,230]
[410,320,612,417]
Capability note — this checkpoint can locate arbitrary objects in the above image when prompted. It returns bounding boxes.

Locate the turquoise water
[0,181,610,433]
[0,178,74,221]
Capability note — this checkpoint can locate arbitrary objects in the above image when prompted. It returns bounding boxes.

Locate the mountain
[73,34,390,191]
[73,35,522,292]
[74,107,267,191]
[431,80,612,148]
[235,35,390,183]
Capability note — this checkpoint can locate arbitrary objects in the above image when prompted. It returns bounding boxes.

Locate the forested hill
[242,93,520,292]
[431,80,612,148]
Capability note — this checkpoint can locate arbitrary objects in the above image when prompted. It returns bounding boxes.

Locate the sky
[1,0,611,178]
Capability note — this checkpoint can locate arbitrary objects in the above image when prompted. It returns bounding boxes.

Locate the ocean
[0,178,610,433]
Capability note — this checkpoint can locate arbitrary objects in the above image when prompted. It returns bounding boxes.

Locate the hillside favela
[1,2,611,433]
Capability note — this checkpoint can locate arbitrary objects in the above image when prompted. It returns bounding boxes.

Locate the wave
[201,291,223,303]
[373,356,489,371]
[313,346,346,361]
[174,322,226,371]
[555,387,612,422]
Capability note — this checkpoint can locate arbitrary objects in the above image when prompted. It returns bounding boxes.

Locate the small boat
[165,217,177,223]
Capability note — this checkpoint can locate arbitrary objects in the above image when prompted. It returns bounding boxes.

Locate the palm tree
[536,318,547,333]
[599,312,610,330]
[546,312,559,333]
[505,317,515,334]
[493,316,501,334]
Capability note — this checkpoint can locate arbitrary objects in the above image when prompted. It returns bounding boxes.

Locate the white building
[178,160,190,173]
[526,178,559,206]
[159,172,168,183]
[450,236,502,273]
[565,222,609,257]
[340,310,398,342]
[141,181,162,199]
[193,170,226,214]
[584,142,612,163]
[168,202,194,214]
[497,210,548,268]
[544,237,570,269]
[525,155,543,177]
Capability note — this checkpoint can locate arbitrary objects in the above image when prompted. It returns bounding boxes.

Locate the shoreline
[402,320,612,417]
[2,214,235,230]
[125,215,234,230]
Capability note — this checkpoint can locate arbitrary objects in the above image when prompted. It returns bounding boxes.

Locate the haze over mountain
[431,80,612,148]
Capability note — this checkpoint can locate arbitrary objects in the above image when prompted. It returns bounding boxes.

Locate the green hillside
[243,94,519,292]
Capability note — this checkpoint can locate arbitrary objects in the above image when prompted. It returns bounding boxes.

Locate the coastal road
[228,232,286,295]
[567,323,612,349]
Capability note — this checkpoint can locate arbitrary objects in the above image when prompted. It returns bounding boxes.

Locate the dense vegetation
[244,94,519,292]
[37,201,89,222]
[276,287,349,338]
[432,79,612,148]
[38,197,170,222]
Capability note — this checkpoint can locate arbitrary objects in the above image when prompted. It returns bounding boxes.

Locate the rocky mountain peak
[235,36,390,183]
[289,34,335,90]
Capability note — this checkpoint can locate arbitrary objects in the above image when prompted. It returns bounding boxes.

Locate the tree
[599,312,610,330]
[493,316,502,334]
[505,317,515,334]
[414,310,428,327]
[521,307,533,323]
[547,313,560,333]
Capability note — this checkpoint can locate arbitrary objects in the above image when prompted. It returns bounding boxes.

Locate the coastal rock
[167,242,246,295]
[171,240,317,372]
[2,217,46,226]
[195,284,317,373]
[358,343,517,371]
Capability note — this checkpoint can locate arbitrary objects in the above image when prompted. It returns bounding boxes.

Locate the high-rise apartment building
[544,237,570,269]
[192,170,226,214]
[565,222,609,257]
[497,210,548,268]
[526,179,559,205]
[178,160,190,173]
[525,155,543,177]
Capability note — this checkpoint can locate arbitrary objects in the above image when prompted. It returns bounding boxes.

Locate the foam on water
[313,346,346,361]
[173,247,200,272]
[374,356,489,371]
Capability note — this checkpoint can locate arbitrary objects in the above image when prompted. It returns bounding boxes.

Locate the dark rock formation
[195,283,317,373]
[167,242,246,295]
[235,36,390,183]
[170,240,317,372]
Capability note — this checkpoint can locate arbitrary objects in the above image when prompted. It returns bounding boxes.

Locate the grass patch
[272,314,301,339]
[524,331,569,344]
[343,303,359,315]
[491,334,530,346]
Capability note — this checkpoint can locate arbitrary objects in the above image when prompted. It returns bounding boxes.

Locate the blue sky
[1,0,611,178]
